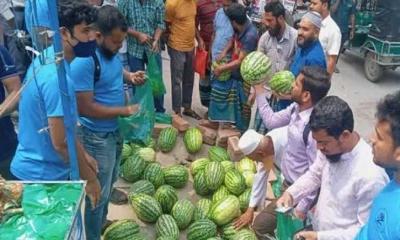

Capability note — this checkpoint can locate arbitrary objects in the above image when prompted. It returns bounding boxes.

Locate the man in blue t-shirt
[11,0,101,206]
[0,45,20,179]
[70,6,145,239]
[355,91,400,240]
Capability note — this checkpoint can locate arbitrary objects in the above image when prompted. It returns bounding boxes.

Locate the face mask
[72,39,97,57]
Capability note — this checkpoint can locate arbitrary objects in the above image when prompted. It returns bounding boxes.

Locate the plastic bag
[118,81,155,144]
[155,112,172,124]
[276,212,304,240]
[194,48,208,77]
[147,53,166,97]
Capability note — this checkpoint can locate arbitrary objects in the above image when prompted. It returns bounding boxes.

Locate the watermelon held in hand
[155,214,180,240]
[163,165,189,189]
[269,70,295,95]
[240,51,272,85]
[158,127,178,153]
[130,193,162,223]
[184,128,203,154]
[208,146,230,162]
[190,158,211,177]
[211,59,231,81]
[187,219,218,240]
[121,154,146,183]
[154,185,179,214]
[208,195,241,226]
[171,199,195,230]
[103,219,140,240]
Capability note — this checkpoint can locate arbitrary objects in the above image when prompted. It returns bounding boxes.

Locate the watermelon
[238,188,251,212]
[154,185,179,214]
[137,147,156,165]
[163,165,189,188]
[130,193,162,223]
[184,128,203,154]
[146,137,156,149]
[221,161,235,173]
[212,185,230,203]
[209,195,241,226]
[172,199,195,230]
[194,170,211,196]
[121,143,132,160]
[211,59,231,81]
[143,162,165,188]
[242,171,255,188]
[131,233,148,240]
[207,237,223,240]
[205,161,225,191]
[269,70,295,95]
[156,237,176,240]
[190,158,210,176]
[155,214,180,240]
[103,219,140,240]
[222,222,241,240]
[130,142,144,153]
[193,198,212,221]
[240,51,272,85]
[129,180,155,198]
[232,229,257,240]
[224,169,246,196]
[158,127,178,153]
[236,157,256,173]
[121,154,146,183]
[208,146,230,162]
[187,219,218,240]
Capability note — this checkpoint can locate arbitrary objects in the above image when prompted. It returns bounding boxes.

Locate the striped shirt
[117,0,165,59]
[196,0,223,49]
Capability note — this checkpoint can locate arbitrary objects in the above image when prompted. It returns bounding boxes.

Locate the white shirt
[319,15,341,58]
[287,138,389,240]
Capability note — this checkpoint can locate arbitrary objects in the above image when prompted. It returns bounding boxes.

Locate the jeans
[77,125,123,240]
[127,52,165,113]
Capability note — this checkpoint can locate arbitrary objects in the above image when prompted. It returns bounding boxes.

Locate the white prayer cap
[238,129,264,156]
[302,11,322,29]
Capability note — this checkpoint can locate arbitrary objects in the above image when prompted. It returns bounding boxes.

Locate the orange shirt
[165,0,197,52]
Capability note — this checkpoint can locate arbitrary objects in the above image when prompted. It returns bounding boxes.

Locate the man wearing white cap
[234,66,331,239]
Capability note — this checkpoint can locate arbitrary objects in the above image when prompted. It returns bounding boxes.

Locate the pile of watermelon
[106,125,259,239]
[269,70,295,94]
[240,51,272,85]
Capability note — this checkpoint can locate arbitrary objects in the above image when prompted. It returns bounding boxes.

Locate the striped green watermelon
[121,154,146,183]
[221,161,235,173]
[240,51,272,85]
[128,180,155,198]
[194,170,211,196]
[154,185,179,214]
[238,188,251,212]
[158,127,178,153]
[242,171,255,188]
[232,229,257,240]
[103,219,140,240]
[163,165,189,188]
[143,162,165,188]
[222,222,241,240]
[269,70,295,95]
[207,237,223,240]
[209,195,241,226]
[193,198,212,221]
[171,199,195,230]
[155,214,180,240]
[211,59,231,81]
[146,137,156,149]
[208,146,230,162]
[131,233,148,240]
[224,169,246,196]
[212,185,230,203]
[130,193,162,223]
[130,142,144,153]
[137,147,156,166]
[187,219,217,240]
[236,157,256,173]
[184,128,203,154]
[121,143,132,161]
[205,161,225,191]
[190,158,211,176]
[156,237,176,240]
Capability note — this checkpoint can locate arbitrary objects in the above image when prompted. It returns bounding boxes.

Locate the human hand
[121,104,140,117]
[213,66,223,77]
[151,39,160,53]
[233,208,254,230]
[138,32,152,44]
[129,71,146,85]
[198,37,205,50]
[295,231,318,240]
[276,191,294,209]
[350,29,355,40]
[85,178,101,209]
[85,153,98,174]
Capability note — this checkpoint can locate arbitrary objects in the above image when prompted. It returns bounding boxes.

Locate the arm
[249,163,268,209]
[0,75,20,118]
[326,31,341,75]
[326,55,338,76]
[216,38,233,61]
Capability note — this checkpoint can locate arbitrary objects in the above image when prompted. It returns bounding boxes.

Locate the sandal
[182,109,202,120]
[109,188,128,205]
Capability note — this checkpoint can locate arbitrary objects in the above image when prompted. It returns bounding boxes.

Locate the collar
[292,104,313,121]
[321,14,332,27]
[281,24,291,42]
[300,39,319,53]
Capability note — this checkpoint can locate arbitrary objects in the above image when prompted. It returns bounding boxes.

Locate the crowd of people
[0,0,398,239]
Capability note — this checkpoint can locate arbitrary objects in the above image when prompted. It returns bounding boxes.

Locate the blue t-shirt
[290,40,327,77]
[356,180,400,240]
[71,49,124,132]
[0,45,18,161]
[11,47,77,180]
[211,8,234,61]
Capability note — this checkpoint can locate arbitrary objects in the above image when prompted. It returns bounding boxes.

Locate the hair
[58,0,98,33]
[319,0,331,9]
[309,96,354,139]
[96,5,128,35]
[225,3,248,25]
[376,91,400,147]
[264,1,286,18]
[300,66,331,104]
